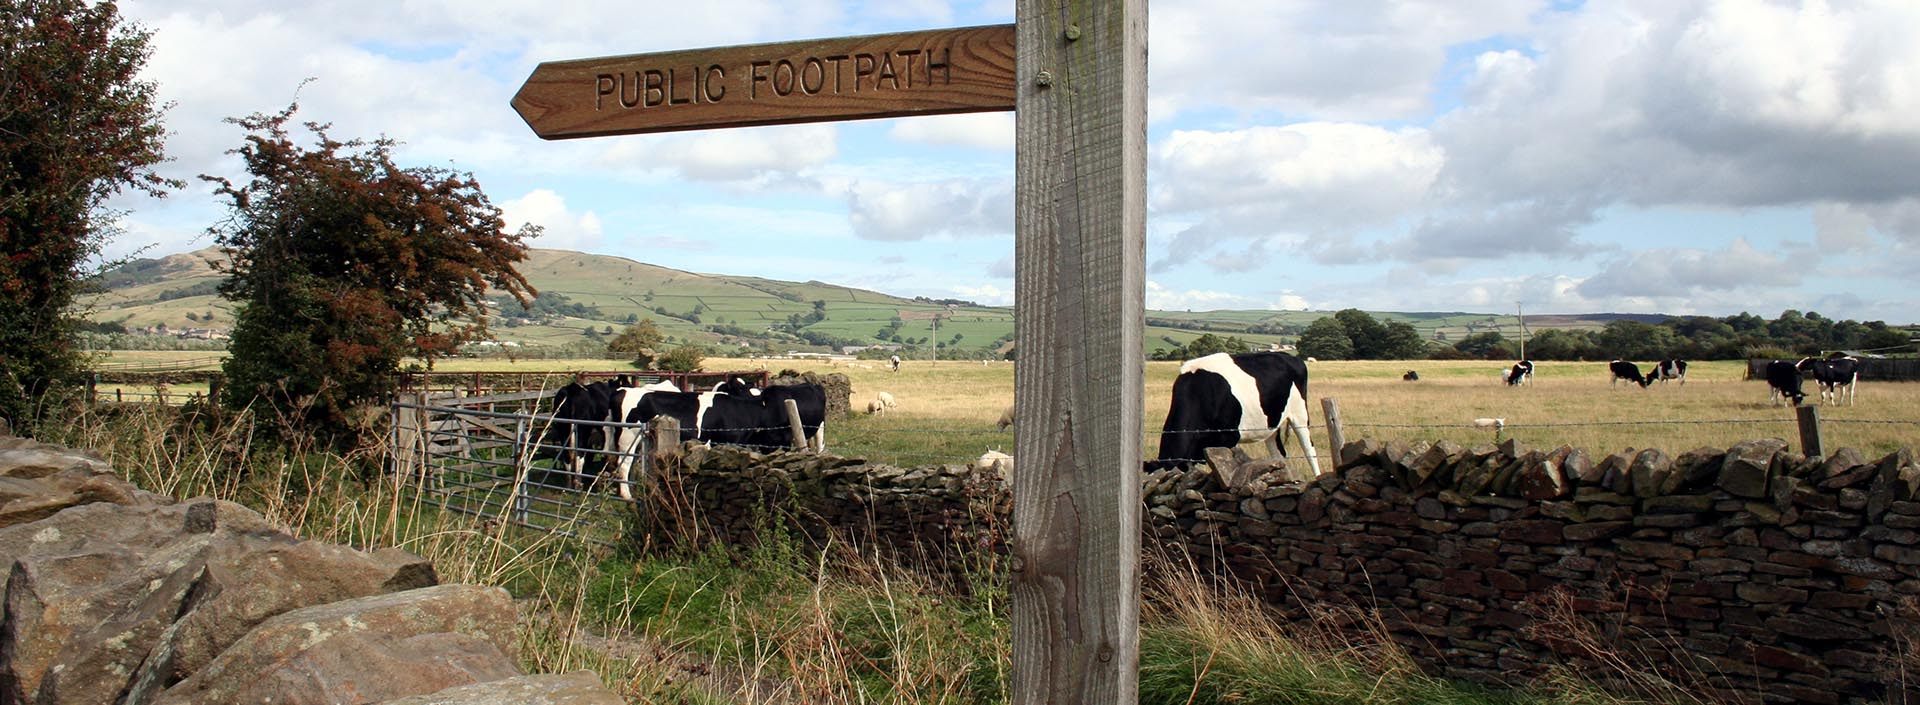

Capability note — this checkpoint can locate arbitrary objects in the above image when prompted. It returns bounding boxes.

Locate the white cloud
[1434,0,1920,212]
[1149,123,1441,270]
[1146,281,1266,311]
[499,189,603,252]
[952,283,1012,306]
[1150,0,1541,121]
[616,125,840,182]
[887,112,1014,151]
[1575,239,1802,299]
[846,178,1013,241]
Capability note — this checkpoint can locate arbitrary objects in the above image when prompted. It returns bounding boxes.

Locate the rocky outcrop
[0,435,621,705]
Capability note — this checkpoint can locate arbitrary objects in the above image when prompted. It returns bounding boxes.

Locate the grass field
[51,363,1867,704]
[87,352,1920,462]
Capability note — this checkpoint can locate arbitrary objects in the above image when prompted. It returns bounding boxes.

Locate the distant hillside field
[83,247,1635,357]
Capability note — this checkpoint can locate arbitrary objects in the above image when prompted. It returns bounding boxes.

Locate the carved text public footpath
[512,24,1015,139]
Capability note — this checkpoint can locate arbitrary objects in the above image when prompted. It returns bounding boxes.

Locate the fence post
[784,398,807,451]
[86,374,98,407]
[1796,405,1825,457]
[511,417,531,525]
[1321,397,1346,458]
[116,388,123,403]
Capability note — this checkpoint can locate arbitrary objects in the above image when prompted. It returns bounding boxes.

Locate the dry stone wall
[0,434,621,705]
[653,437,1920,704]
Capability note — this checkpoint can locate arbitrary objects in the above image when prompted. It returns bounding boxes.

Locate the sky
[105,0,1920,323]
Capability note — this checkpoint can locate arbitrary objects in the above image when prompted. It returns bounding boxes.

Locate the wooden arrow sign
[512,24,1016,139]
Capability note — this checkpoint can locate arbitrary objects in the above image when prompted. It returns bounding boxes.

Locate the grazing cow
[1609,360,1650,388]
[1149,352,1321,476]
[1765,360,1807,406]
[535,379,618,488]
[1402,370,1420,382]
[1649,359,1688,385]
[1797,356,1861,406]
[1506,360,1534,386]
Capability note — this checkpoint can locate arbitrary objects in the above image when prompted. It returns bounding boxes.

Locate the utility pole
[1516,301,1528,361]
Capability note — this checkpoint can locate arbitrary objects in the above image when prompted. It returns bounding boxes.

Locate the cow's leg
[612,424,643,502]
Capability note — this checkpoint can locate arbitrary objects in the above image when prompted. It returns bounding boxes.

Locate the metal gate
[387,391,655,545]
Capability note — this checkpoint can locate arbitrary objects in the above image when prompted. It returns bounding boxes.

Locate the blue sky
[110,0,1920,323]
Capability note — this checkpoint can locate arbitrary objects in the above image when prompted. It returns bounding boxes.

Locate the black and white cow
[1765,360,1807,406]
[1609,360,1650,388]
[1797,356,1860,406]
[1149,352,1320,476]
[1648,359,1688,385]
[611,381,830,484]
[1505,360,1534,386]
[535,379,619,489]
[604,380,684,498]
[710,376,828,451]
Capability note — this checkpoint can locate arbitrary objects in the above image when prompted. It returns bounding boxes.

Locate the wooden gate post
[511,417,531,524]
[1010,0,1147,702]
[1321,398,1346,459]
[783,398,807,451]
[1796,405,1825,457]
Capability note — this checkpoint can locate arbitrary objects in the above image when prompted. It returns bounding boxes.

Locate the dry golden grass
[714,357,1920,464]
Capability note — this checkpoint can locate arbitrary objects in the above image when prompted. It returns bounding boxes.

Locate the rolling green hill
[81,247,1641,357]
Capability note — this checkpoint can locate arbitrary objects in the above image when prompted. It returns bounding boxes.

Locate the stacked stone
[1141,437,1920,705]
[645,444,1009,574]
[0,435,620,705]
[652,435,1920,703]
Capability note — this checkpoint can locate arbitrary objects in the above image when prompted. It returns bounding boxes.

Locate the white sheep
[1471,417,1506,431]
[866,399,887,415]
[877,391,897,409]
[977,449,1012,476]
[996,404,1016,431]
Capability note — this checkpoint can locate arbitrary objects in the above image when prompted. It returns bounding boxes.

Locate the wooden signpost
[513,25,1016,139]
[513,3,1144,701]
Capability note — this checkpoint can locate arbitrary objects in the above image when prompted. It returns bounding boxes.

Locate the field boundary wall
[641,437,1920,704]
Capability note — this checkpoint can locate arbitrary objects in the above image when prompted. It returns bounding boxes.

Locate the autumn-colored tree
[0,0,177,429]
[208,104,535,443]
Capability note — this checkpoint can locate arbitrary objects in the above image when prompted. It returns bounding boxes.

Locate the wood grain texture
[1010,0,1146,702]
[513,25,1016,139]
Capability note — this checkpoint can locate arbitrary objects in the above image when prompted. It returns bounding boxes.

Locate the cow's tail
[1281,383,1322,477]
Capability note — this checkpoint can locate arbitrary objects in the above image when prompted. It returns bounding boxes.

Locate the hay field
[712,357,1920,465]
[82,352,1920,462]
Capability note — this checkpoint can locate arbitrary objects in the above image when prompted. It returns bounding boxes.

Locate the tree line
[1432,311,1913,362]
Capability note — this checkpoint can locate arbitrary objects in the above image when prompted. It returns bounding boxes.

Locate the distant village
[131,323,230,341]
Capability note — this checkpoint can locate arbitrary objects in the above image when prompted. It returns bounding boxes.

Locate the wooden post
[1010,0,1146,702]
[511,417,531,523]
[116,388,123,403]
[1321,398,1346,460]
[86,374,98,407]
[783,398,807,451]
[207,376,222,407]
[1796,405,1824,457]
